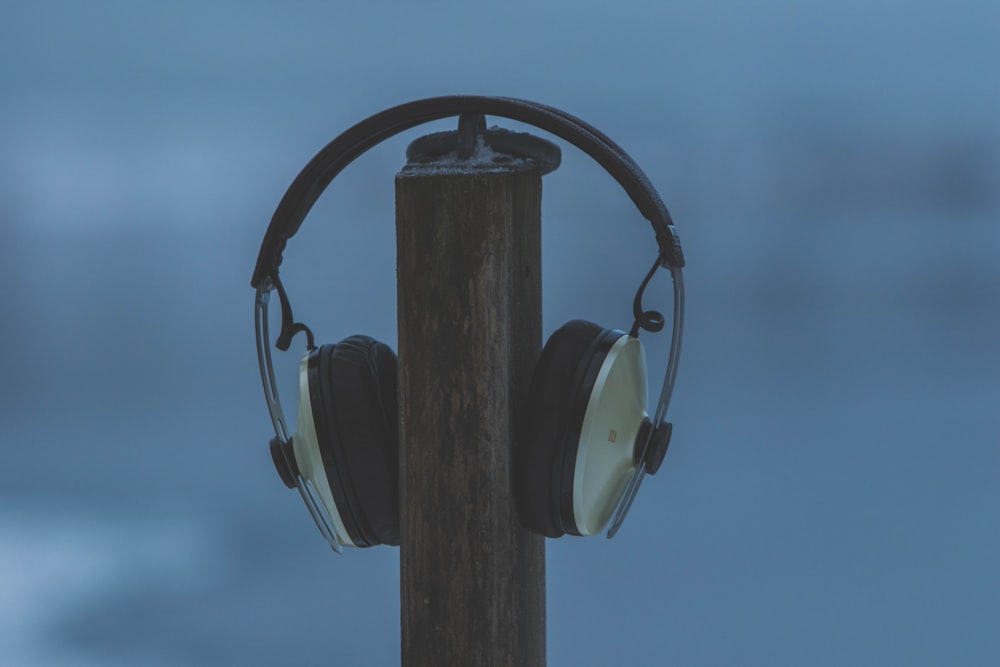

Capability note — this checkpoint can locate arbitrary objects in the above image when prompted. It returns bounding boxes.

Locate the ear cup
[515,320,624,537]
[308,336,399,547]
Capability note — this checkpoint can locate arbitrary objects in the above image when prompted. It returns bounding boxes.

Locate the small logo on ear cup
[608,430,618,443]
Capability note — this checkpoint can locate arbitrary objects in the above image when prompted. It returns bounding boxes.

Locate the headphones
[252,96,686,552]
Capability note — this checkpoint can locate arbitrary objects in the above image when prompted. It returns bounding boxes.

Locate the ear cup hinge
[635,421,672,475]
[629,254,667,337]
[272,274,315,352]
[270,436,300,489]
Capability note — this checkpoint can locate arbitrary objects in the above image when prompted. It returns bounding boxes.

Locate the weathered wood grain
[396,156,546,667]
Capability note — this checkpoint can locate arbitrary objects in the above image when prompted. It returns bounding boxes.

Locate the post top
[402,115,561,176]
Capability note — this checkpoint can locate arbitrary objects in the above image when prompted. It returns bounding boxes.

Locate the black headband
[251,95,685,289]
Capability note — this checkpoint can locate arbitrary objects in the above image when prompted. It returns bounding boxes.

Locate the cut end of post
[402,135,537,175]
[404,115,561,176]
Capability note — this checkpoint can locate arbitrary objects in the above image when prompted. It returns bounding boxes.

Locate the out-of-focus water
[1,1,997,665]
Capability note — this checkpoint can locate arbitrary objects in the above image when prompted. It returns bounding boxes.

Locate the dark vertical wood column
[395,152,546,666]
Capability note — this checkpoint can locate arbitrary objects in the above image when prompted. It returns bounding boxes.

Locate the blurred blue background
[1,1,997,665]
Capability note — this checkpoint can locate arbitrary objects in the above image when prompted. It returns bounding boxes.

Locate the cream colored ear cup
[573,335,649,535]
[294,352,355,549]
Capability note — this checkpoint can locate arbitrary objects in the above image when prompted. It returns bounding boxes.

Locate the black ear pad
[515,320,624,537]
[308,336,399,547]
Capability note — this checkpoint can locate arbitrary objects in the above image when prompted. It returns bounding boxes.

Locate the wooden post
[395,136,548,666]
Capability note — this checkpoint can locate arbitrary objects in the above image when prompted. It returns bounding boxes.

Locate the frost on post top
[400,126,562,176]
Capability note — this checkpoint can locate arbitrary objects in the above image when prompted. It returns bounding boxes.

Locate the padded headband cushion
[311,336,400,547]
[516,320,621,537]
